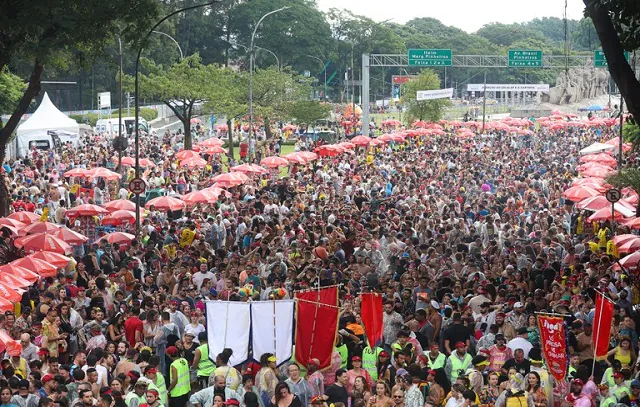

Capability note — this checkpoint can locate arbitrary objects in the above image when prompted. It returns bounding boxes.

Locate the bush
[111,108,158,121]
[70,108,159,127]
[69,113,99,126]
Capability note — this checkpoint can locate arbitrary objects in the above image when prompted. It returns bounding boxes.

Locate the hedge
[69,108,158,127]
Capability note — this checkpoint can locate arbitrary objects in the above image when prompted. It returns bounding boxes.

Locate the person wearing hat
[426,344,446,371]
[345,356,372,394]
[192,332,216,390]
[598,384,616,407]
[506,327,533,359]
[467,355,489,395]
[306,359,325,397]
[611,372,630,401]
[487,333,513,372]
[142,366,168,407]
[125,380,148,407]
[166,346,190,407]
[565,379,591,407]
[143,388,163,407]
[505,302,527,331]
[444,342,472,385]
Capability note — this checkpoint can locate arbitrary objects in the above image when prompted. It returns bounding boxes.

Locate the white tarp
[467,84,550,92]
[579,142,616,155]
[416,88,454,101]
[250,300,294,366]
[206,301,250,366]
[16,92,79,137]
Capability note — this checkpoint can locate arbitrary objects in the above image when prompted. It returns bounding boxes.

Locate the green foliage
[476,23,547,47]
[69,113,99,126]
[284,101,331,125]
[587,0,640,50]
[400,70,451,123]
[607,168,640,217]
[623,121,640,148]
[0,68,26,116]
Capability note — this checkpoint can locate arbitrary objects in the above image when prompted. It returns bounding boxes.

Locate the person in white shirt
[506,327,533,359]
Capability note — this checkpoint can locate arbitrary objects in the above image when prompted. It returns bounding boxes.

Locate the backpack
[505,389,529,407]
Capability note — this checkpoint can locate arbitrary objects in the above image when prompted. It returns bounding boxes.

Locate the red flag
[295,287,339,369]
[537,315,567,381]
[361,293,383,347]
[594,291,615,359]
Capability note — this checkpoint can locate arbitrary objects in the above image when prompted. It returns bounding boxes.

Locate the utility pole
[481,71,487,132]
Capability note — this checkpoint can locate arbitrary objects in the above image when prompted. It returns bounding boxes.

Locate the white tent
[16,92,79,137]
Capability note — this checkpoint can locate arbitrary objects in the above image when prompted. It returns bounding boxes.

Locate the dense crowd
[0,115,638,407]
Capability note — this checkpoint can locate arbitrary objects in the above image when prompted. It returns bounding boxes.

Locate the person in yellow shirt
[606,239,619,258]
[588,236,601,253]
[366,154,374,166]
[164,240,178,260]
[179,224,197,248]
[598,225,610,249]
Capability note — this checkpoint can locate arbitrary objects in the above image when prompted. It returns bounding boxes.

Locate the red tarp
[295,286,339,369]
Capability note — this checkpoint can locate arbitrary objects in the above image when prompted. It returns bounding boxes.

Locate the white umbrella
[579,142,616,155]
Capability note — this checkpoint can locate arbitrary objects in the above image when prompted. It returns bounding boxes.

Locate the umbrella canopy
[102,199,136,212]
[0,282,23,302]
[587,207,625,222]
[315,145,341,157]
[613,234,639,245]
[562,186,601,202]
[101,210,144,226]
[580,153,618,166]
[49,227,89,246]
[0,219,26,229]
[65,204,110,217]
[297,151,318,161]
[231,164,269,175]
[199,138,224,147]
[9,258,55,279]
[581,167,614,178]
[579,142,616,155]
[175,150,200,160]
[182,190,218,206]
[145,196,186,212]
[619,251,640,269]
[203,186,229,199]
[23,221,60,235]
[29,252,70,268]
[96,232,136,246]
[63,168,91,178]
[618,238,640,254]
[118,157,135,166]
[261,156,289,168]
[0,273,30,289]
[211,172,248,187]
[7,212,40,224]
[201,145,226,155]
[282,153,307,165]
[351,135,372,146]
[623,218,640,230]
[180,157,207,168]
[139,158,156,168]
[15,233,72,255]
[89,167,121,181]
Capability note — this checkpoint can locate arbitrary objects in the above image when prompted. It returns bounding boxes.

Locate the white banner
[98,92,111,108]
[416,88,454,101]
[250,300,294,366]
[467,84,550,92]
[206,301,251,366]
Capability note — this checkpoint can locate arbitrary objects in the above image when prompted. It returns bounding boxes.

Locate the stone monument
[542,67,610,105]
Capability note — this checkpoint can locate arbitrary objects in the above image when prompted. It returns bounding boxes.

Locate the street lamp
[134,0,220,235]
[306,54,327,101]
[224,40,280,71]
[152,30,184,59]
[248,6,289,152]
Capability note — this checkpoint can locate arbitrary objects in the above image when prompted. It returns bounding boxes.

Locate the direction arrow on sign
[129,177,146,195]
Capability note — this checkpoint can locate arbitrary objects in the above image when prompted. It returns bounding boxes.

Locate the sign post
[129,177,146,197]
[508,50,543,67]
[606,188,621,233]
[408,49,452,66]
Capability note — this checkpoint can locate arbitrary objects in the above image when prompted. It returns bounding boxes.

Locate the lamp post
[249,6,289,154]
[134,0,219,235]
[152,30,184,59]
[117,35,123,174]
[306,54,327,101]
[224,40,280,71]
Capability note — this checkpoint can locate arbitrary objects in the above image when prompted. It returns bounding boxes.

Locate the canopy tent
[16,92,79,138]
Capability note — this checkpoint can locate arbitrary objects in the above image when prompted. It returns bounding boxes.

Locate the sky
[316,0,586,33]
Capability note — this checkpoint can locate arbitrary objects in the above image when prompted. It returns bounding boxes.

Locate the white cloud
[317,0,586,33]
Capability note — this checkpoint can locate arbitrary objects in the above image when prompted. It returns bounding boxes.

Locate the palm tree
[607,168,640,217]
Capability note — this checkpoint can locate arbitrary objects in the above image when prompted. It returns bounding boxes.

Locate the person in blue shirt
[1,386,20,407]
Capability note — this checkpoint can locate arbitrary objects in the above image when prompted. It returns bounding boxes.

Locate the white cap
[514,302,523,308]
[430,300,440,310]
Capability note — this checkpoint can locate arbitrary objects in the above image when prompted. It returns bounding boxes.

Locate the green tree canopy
[0,69,26,117]
[400,70,451,124]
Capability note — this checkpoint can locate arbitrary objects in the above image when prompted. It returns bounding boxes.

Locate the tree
[284,101,331,126]
[131,54,222,150]
[0,0,159,215]
[607,168,640,216]
[623,121,640,150]
[400,70,451,124]
[0,69,26,116]
[584,0,640,123]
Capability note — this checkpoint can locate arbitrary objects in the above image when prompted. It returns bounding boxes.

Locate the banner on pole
[206,301,251,366]
[295,287,339,369]
[537,315,568,381]
[466,84,550,92]
[361,293,383,347]
[594,291,615,359]
[250,300,294,366]
[416,88,454,101]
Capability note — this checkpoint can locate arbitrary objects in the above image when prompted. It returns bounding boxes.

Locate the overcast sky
[316,0,586,33]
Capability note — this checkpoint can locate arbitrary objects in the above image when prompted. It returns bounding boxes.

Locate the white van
[94,117,149,135]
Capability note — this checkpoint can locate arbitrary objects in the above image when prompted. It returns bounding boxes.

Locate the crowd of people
[0,114,638,407]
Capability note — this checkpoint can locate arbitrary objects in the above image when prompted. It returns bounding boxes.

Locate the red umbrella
[199,138,224,147]
[101,210,144,226]
[618,238,640,254]
[49,227,89,246]
[582,167,614,178]
[180,157,207,168]
[29,252,70,269]
[139,158,156,168]
[562,186,601,202]
[23,221,60,235]
[65,204,110,217]
[0,273,30,289]
[623,218,640,230]
[7,212,40,224]
[182,190,218,206]
[315,145,340,157]
[576,196,611,211]
[102,199,136,212]
[203,186,229,199]
[231,164,268,175]
[580,153,618,166]
[613,234,639,246]
[297,151,318,161]
[619,251,640,270]
[8,259,54,280]
[96,232,136,245]
[0,297,14,313]
[587,207,625,222]
[0,219,26,229]
[572,177,605,187]
[64,168,91,178]
[175,150,199,160]
[378,134,393,142]
[145,196,186,212]
[0,282,23,302]
[282,153,307,165]
[212,172,248,187]
[117,157,135,166]
[261,156,289,168]
[89,167,121,181]
[15,233,72,255]
[201,145,226,155]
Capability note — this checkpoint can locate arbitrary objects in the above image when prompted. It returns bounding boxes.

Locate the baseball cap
[41,374,54,383]
[145,368,158,375]
[631,380,640,388]
[430,300,440,310]
[514,302,523,308]
[379,351,390,357]
[170,300,180,306]
[572,379,584,385]
[352,356,362,361]
[165,346,179,356]
[455,341,466,348]
[224,400,240,406]
[613,372,624,379]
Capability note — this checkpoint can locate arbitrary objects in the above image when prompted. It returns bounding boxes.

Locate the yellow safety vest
[362,347,382,381]
[336,345,348,369]
[170,358,191,397]
[428,352,446,370]
[449,353,472,383]
[156,371,169,405]
[196,343,216,377]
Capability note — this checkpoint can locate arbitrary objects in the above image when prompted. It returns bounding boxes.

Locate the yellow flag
[39,207,49,222]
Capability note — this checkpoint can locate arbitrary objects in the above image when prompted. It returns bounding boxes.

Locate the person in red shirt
[124,306,144,347]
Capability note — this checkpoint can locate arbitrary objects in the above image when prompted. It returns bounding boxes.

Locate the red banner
[295,286,339,369]
[361,293,383,347]
[537,315,567,381]
[594,291,615,358]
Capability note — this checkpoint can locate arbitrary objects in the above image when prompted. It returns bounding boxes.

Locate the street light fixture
[306,54,327,101]
[248,6,289,153]
[226,40,280,71]
[134,0,220,235]
[152,30,184,60]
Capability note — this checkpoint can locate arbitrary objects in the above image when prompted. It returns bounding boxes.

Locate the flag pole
[591,292,603,377]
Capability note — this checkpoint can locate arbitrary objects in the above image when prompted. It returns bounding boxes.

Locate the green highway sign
[408,49,452,66]
[594,50,630,67]
[508,50,543,67]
